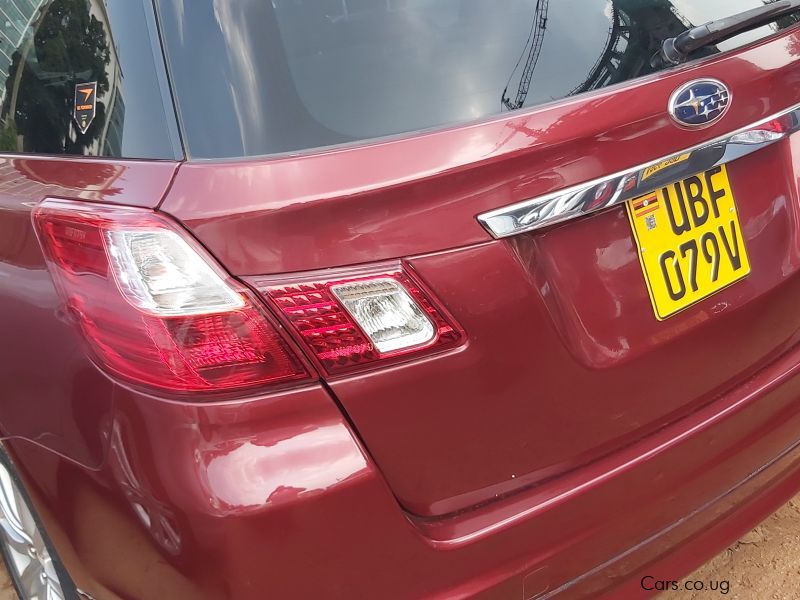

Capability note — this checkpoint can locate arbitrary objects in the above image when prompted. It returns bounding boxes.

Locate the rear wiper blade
[651,0,800,68]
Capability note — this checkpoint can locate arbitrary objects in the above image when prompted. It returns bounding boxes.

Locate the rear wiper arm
[651,0,800,68]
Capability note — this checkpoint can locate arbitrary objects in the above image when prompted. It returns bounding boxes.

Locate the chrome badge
[668,79,731,128]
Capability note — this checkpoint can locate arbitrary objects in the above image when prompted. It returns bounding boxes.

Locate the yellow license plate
[626,164,750,320]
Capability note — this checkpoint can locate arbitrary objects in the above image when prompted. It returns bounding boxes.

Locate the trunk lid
[157,2,800,516]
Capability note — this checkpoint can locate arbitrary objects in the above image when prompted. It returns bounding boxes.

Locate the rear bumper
[10,339,800,599]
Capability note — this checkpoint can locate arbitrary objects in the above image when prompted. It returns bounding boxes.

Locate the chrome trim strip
[477,103,800,238]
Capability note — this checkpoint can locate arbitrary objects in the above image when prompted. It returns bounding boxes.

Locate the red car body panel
[3,14,800,600]
[7,340,800,599]
[164,32,800,518]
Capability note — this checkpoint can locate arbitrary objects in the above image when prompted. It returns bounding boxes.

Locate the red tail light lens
[758,114,795,134]
[33,200,310,394]
[729,114,797,144]
[256,269,463,374]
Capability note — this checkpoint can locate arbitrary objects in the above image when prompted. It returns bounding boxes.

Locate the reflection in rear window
[155,0,800,159]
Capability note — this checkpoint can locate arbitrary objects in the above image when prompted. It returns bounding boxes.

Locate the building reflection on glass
[0,0,124,156]
[765,0,800,29]
[502,0,706,110]
[572,0,694,95]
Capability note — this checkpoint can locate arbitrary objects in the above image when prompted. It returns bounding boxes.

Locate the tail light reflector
[258,269,463,374]
[33,199,310,394]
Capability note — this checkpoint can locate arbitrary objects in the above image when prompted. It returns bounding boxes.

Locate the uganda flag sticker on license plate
[626,164,751,320]
[74,82,97,134]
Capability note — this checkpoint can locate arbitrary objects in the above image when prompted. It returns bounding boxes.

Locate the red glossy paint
[5,22,800,600]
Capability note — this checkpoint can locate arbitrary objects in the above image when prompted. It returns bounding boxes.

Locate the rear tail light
[256,269,463,374]
[33,199,310,394]
[330,278,434,353]
[105,228,244,316]
[730,113,797,144]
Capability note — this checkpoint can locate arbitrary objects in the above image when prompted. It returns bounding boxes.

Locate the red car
[2,0,800,598]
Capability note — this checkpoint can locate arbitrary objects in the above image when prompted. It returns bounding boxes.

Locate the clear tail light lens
[33,199,310,394]
[257,269,463,374]
[330,278,435,353]
[105,228,245,316]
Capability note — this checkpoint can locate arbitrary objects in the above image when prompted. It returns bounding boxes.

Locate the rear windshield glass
[156,0,800,159]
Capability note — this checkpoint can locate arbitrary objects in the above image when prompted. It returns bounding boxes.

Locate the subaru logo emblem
[668,79,731,128]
